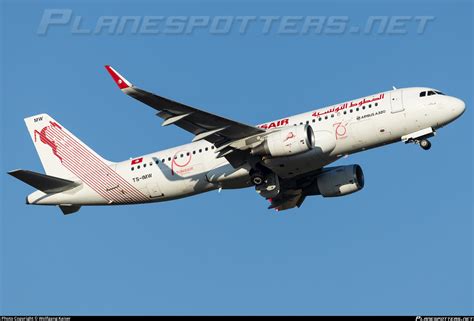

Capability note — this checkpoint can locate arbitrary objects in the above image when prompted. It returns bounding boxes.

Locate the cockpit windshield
[419,90,445,97]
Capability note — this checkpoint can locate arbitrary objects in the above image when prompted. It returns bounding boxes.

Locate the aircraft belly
[27,184,109,205]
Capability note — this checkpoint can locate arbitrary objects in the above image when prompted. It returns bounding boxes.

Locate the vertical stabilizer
[24,114,112,179]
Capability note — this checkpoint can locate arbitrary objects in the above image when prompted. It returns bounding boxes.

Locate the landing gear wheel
[251,173,265,186]
[420,139,431,150]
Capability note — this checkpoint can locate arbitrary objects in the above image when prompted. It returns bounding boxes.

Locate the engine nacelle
[314,165,365,197]
[251,124,315,157]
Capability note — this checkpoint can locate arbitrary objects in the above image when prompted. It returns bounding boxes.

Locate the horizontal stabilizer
[8,169,80,193]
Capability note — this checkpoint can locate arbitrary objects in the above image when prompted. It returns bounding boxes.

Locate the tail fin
[24,114,112,179]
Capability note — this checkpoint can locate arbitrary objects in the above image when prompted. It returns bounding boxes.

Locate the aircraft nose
[452,97,466,118]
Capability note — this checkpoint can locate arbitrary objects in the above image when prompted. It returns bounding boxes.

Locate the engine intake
[312,165,365,197]
[251,124,315,157]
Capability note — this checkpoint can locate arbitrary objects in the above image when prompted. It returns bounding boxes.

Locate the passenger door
[390,90,404,113]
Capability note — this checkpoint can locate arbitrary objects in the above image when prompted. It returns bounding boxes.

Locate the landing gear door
[390,90,404,113]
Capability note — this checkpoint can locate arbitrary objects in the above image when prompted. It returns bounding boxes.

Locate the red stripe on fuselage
[47,128,132,203]
[44,125,149,204]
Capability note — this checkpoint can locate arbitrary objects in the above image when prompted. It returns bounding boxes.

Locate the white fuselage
[27,87,465,206]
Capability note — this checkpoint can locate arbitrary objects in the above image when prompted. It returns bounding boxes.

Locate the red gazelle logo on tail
[33,121,63,162]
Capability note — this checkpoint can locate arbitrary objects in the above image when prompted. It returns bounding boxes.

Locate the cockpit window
[420,90,445,98]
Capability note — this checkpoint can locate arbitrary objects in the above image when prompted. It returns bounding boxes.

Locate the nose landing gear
[401,128,435,151]
[419,139,431,150]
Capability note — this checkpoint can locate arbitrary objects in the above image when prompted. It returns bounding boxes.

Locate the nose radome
[453,97,466,117]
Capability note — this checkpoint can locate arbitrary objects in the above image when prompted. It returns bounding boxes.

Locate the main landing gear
[250,168,280,199]
[251,172,265,186]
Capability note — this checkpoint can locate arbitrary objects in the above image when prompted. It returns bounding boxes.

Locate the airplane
[8,66,465,214]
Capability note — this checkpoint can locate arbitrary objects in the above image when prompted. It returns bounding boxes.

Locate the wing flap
[268,189,306,211]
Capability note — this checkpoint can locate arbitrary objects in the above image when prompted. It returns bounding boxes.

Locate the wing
[105,66,265,166]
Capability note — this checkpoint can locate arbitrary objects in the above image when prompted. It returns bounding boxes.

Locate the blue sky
[1,0,472,315]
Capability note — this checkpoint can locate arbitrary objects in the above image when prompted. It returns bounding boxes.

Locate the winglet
[105,65,132,90]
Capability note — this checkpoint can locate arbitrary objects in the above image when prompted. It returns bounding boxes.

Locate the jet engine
[309,165,365,197]
[251,124,315,157]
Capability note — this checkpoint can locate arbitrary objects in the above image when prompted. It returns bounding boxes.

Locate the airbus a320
[8,66,465,214]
